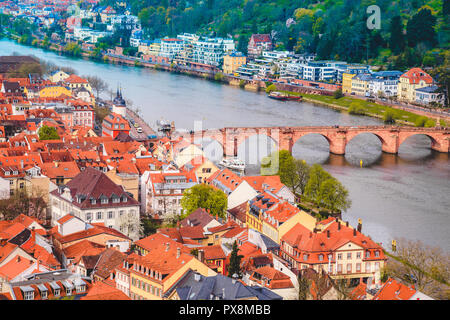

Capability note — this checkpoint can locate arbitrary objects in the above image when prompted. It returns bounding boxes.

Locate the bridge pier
[329,133,347,155]
[431,137,450,153]
[279,136,293,153]
[381,133,400,154]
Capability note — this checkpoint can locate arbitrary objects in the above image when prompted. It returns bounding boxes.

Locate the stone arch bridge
[174,126,450,157]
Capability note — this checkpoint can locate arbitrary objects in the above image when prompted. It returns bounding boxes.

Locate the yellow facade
[351,77,370,96]
[148,43,161,56]
[223,54,247,75]
[397,77,430,103]
[49,70,69,83]
[342,73,356,94]
[262,210,317,244]
[129,258,216,300]
[193,159,219,184]
[39,86,72,99]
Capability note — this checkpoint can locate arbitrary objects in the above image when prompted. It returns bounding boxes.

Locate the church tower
[112,85,127,117]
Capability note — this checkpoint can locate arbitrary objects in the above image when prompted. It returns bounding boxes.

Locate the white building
[49,167,141,241]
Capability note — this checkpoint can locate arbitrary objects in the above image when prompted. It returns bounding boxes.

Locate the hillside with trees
[97,0,449,69]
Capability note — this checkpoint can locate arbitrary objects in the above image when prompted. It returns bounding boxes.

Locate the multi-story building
[280,218,387,284]
[351,73,373,96]
[127,233,216,300]
[159,38,184,59]
[49,167,141,240]
[247,34,272,60]
[398,68,434,103]
[71,103,94,128]
[223,52,247,75]
[145,169,197,217]
[368,71,403,98]
[102,112,130,138]
[415,85,444,106]
[342,73,357,94]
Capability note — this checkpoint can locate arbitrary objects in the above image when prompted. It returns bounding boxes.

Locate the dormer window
[101,197,108,204]
[91,199,96,205]
[13,170,18,175]
[4,171,9,176]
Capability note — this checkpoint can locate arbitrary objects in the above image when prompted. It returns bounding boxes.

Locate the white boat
[219,157,246,171]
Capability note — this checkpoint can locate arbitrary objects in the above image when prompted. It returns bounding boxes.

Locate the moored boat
[268,91,302,101]
[219,157,246,172]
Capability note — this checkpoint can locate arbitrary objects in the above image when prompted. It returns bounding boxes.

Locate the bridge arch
[399,132,443,152]
[236,132,279,164]
[291,133,331,161]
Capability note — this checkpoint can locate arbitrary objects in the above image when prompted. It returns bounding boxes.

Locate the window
[24,291,34,300]
[366,263,371,272]
[19,182,24,189]
[119,210,124,216]
[91,199,96,205]
[76,285,85,293]
[356,263,361,272]
[347,264,352,273]
[66,288,72,296]
[41,290,47,299]
[108,211,114,219]
[101,197,108,204]
[318,254,324,261]
[365,251,370,258]
[86,212,92,221]
[337,253,342,260]
[96,212,103,220]
[357,252,361,259]
[375,251,380,257]
[337,264,342,273]
[303,254,308,261]
[347,253,352,260]
[54,289,60,297]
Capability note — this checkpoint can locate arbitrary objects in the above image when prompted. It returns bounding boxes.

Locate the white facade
[50,190,140,240]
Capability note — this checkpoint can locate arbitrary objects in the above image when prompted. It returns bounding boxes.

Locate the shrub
[414,116,428,127]
[348,102,367,115]
[214,72,224,82]
[239,79,245,88]
[333,88,344,99]
[383,110,396,124]
[424,119,436,127]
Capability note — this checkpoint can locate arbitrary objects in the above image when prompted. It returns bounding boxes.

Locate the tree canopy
[38,125,60,140]
[180,184,227,219]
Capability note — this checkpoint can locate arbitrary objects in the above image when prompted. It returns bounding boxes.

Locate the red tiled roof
[400,68,433,85]
[372,278,416,300]
[81,281,130,300]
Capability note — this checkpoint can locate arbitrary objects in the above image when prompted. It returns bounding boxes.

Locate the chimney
[346,221,349,228]
[17,256,21,262]
[198,249,205,263]
[327,230,330,238]
[176,247,181,259]
[165,242,169,252]
[353,228,357,237]
[357,218,362,233]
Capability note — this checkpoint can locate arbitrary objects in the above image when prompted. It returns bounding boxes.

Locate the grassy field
[280,90,443,127]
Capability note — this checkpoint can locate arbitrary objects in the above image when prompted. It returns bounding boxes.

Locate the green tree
[317,178,351,213]
[389,16,405,55]
[38,125,60,140]
[180,184,227,219]
[304,164,332,205]
[406,8,438,49]
[383,110,396,124]
[348,102,366,116]
[227,241,243,278]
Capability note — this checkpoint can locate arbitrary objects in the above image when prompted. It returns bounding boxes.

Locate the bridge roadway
[174,125,450,156]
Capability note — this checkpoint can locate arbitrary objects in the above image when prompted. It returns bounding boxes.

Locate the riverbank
[277,90,449,127]
[6,36,448,128]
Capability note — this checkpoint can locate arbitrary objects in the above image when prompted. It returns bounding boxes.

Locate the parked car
[137,127,143,133]
[134,123,139,128]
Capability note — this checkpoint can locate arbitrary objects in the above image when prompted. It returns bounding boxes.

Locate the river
[1,39,449,251]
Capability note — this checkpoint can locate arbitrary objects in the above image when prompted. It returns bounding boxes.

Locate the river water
[1,39,449,250]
